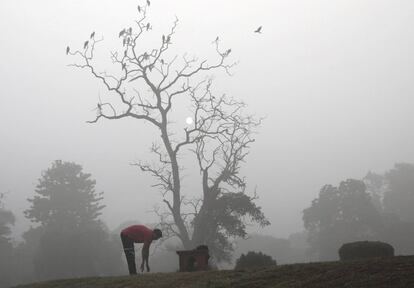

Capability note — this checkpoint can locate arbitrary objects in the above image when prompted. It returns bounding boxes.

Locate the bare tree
[69,2,268,261]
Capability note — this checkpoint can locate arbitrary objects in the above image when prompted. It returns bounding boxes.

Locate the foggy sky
[1,0,414,240]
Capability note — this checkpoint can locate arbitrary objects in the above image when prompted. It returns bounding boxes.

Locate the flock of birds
[65,0,262,56]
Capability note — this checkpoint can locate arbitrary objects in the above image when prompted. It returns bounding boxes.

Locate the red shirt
[121,225,153,245]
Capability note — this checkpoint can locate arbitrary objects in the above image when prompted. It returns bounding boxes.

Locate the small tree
[234,251,276,270]
[0,193,15,288]
[69,2,268,261]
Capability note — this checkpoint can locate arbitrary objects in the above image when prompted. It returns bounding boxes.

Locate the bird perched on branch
[162,35,165,43]
[66,46,70,55]
[146,23,150,31]
[128,27,132,34]
[84,41,89,49]
[137,5,141,12]
[119,29,126,37]
[90,31,95,39]
[254,26,262,33]
[147,0,151,6]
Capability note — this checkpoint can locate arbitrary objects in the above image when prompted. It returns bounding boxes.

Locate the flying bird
[66,46,70,55]
[84,41,89,49]
[254,26,262,33]
[90,31,95,39]
[147,0,151,6]
[119,29,126,37]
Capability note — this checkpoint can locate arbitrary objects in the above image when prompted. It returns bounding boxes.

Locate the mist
[1,0,414,286]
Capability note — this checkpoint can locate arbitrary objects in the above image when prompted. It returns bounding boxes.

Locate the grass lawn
[14,255,414,288]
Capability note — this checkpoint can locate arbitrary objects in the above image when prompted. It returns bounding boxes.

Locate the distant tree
[68,2,268,261]
[24,160,122,280]
[0,192,15,288]
[234,251,276,270]
[383,163,414,222]
[25,160,104,227]
[363,163,414,255]
[0,193,14,240]
[303,179,381,260]
[363,171,387,211]
[364,163,414,222]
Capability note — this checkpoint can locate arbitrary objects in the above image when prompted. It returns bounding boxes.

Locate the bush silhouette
[338,241,394,261]
[234,251,277,270]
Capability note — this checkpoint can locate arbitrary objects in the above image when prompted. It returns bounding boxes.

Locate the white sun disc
[186,117,193,125]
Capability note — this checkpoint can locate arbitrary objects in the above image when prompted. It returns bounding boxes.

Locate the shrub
[234,251,277,270]
[338,241,394,261]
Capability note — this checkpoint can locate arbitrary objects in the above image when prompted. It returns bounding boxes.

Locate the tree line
[2,161,414,287]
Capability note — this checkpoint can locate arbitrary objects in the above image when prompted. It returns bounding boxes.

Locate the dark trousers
[120,232,137,275]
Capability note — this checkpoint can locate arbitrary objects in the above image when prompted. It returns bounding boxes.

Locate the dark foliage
[193,192,270,262]
[234,251,277,270]
[339,241,394,261]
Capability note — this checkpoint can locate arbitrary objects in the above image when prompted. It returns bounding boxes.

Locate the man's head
[152,228,162,240]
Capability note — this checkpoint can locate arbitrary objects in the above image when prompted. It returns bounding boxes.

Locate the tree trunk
[160,124,191,248]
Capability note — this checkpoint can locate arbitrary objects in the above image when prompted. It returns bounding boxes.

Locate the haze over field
[1,0,414,242]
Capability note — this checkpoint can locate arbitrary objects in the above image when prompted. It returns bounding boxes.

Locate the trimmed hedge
[234,251,277,270]
[338,241,394,261]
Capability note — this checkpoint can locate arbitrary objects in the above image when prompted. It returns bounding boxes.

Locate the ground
[14,255,414,288]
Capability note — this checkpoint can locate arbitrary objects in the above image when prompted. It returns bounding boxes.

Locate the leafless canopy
[69,2,267,259]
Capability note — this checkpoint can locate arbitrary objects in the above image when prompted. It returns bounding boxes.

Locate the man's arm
[141,242,150,272]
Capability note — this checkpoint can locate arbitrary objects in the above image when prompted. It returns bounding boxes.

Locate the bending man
[120,224,162,275]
